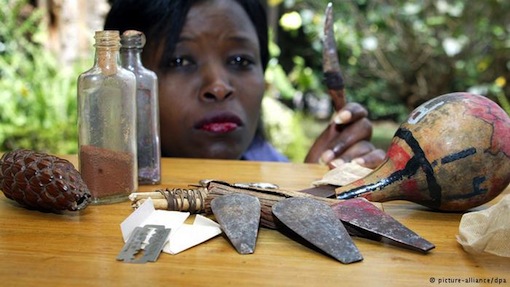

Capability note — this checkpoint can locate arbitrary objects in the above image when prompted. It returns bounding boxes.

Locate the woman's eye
[228,56,254,69]
[168,56,193,68]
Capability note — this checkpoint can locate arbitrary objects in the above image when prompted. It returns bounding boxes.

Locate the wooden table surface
[0,157,509,286]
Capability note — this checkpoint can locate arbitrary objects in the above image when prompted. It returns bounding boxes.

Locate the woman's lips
[201,122,238,133]
[195,113,243,134]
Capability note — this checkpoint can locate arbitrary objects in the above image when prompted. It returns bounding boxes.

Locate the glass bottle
[77,30,138,204]
[120,30,161,185]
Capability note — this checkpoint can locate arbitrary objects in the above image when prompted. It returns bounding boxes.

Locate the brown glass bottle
[120,30,161,185]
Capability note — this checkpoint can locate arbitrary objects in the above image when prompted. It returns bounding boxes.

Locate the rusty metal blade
[297,185,336,198]
[323,2,346,111]
[331,198,435,252]
[210,193,260,254]
[272,197,363,264]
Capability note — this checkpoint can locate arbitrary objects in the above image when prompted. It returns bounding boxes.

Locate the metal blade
[211,193,261,254]
[297,185,336,198]
[272,197,363,264]
[116,225,170,263]
[323,2,346,111]
[331,198,435,252]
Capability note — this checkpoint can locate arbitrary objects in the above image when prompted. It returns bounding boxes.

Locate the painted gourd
[336,92,510,211]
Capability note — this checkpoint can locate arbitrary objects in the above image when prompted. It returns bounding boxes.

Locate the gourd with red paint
[336,92,510,211]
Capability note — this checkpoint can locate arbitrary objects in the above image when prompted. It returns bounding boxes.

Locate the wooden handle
[207,182,337,229]
[129,187,208,213]
[131,181,339,229]
[323,2,346,112]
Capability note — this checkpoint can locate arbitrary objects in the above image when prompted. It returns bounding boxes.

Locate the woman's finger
[327,141,374,167]
[352,149,386,169]
[330,118,373,156]
[332,102,368,125]
[317,118,373,164]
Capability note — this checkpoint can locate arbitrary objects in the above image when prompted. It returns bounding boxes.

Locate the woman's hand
[304,102,386,169]
[308,4,386,169]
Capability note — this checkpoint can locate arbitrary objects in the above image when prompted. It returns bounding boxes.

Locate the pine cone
[0,149,91,212]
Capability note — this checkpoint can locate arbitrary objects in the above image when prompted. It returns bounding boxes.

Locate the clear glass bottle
[120,30,161,185]
[77,30,138,204]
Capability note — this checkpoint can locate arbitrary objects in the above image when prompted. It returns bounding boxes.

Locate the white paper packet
[120,198,222,255]
[312,162,373,187]
[456,194,510,257]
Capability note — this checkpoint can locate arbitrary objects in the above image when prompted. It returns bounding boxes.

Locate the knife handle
[131,181,339,229]
[130,187,209,213]
[323,3,346,112]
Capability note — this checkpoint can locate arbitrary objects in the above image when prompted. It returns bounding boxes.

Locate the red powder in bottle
[79,145,135,204]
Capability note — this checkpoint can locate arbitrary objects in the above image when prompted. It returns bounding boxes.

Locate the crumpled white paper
[456,194,510,257]
[120,198,222,255]
[312,162,373,187]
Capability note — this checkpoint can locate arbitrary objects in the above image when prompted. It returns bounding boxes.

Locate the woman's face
[144,0,265,159]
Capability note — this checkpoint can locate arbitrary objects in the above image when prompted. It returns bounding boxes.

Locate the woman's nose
[200,65,234,101]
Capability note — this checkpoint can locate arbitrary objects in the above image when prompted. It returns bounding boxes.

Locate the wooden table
[1,157,509,286]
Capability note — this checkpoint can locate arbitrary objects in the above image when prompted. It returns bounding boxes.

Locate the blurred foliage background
[1,0,509,162]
